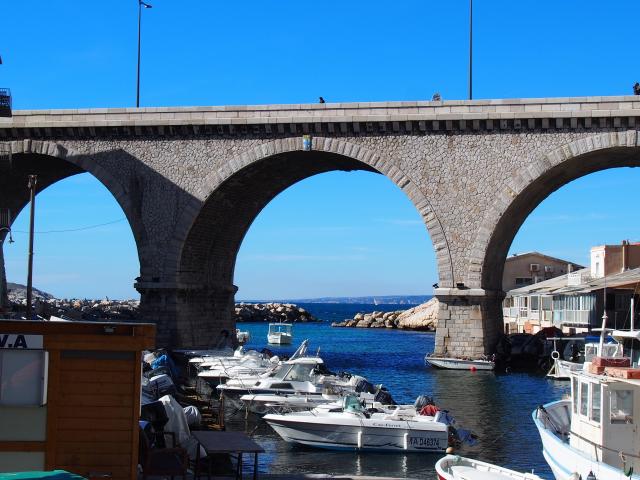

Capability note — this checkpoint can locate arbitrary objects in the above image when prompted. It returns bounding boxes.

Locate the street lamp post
[136,0,153,108]
[25,175,37,320]
[468,0,473,100]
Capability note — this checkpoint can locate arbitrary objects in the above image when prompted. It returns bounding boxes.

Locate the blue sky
[2,1,640,299]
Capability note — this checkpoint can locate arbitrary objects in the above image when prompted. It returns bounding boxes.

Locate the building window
[0,350,48,406]
[542,297,552,311]
[610,390,634,424]
[515,277,532,286]
[530,296,539,311]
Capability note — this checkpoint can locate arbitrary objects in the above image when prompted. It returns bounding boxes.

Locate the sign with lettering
[0,334,43,349]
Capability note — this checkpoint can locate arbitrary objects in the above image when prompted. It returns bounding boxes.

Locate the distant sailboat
[373,298,379,306]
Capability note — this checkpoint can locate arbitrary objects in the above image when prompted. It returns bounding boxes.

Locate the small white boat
[217,355,360,412]
[425,354,495,371]
[436,455,543,480]
[547,339,622,380]
[268,323,293,344]
[264,394,452,452]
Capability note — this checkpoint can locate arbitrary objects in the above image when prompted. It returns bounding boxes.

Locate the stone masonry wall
[1,99,638,354]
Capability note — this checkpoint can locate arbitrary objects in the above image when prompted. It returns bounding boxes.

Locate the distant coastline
[238,295,432,305]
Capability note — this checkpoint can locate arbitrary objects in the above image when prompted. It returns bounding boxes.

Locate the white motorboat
[217,355,360,412]
[436,455,543,480]
[425,354,495,371]
[198,352,278,387]
[264,394,452,452]
[239,385,387,415]
[268,322,293,344]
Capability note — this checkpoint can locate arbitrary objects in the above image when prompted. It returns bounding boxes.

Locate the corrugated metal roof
[507,267,640,296]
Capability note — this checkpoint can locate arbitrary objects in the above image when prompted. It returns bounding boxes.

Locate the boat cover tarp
[158,395,205,460]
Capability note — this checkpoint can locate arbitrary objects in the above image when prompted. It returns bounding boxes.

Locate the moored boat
[264,394,452,452]
[534,330,640,480]
[436,454,543,480]
[425,354,495,371]
[268,322,293,344]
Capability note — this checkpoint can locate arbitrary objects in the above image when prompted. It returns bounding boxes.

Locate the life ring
[551,350,560,360]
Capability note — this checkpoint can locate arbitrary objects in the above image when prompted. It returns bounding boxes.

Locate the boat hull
[268,333,292,345]
[435,454,543,480]
[265,414,448,452]
[533,400,640,480]
[426,356,495,371]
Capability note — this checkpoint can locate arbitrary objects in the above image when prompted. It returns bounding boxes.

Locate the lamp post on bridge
[136,0,153,108]
[468,0,473,100]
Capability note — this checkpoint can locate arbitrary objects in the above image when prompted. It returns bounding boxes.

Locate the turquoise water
[231,303,568,478]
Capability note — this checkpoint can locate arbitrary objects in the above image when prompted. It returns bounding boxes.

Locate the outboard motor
[374,388,396,406]
[353,378,376,394]
[414,395,435,411]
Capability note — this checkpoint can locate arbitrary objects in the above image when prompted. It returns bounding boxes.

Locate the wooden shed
[0,319,155,480]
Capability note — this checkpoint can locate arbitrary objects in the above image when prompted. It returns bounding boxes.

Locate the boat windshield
[343,395,364,413]
[283,363,315,381]
[269,324,292,334]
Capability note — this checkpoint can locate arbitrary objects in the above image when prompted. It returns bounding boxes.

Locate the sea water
[230,303,567,478]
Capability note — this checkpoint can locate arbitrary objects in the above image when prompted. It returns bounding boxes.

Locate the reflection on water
[229,305,569,478]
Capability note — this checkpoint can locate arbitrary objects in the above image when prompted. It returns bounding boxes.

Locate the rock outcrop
[234,303,318,323]
[332,298,438,331]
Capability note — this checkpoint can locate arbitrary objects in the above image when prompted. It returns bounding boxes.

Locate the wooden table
[192,430,264,480]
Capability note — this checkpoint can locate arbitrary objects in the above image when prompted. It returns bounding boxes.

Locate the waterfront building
[503,242,640,334]
[502,252,582,292]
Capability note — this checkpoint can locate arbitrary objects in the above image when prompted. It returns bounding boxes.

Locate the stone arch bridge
[1,96,639,357]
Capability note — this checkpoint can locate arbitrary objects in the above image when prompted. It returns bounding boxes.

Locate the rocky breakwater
[331,297,438,331]
[6,283,140,321]
[234,303,319,323]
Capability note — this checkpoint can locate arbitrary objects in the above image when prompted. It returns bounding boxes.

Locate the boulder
[395,298,438,331]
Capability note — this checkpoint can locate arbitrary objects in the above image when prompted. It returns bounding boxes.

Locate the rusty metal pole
[26,174,37,320]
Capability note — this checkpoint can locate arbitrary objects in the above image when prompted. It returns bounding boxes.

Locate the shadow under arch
[1,140,148,290]
[472,131,640,293]
[172,137,453,346]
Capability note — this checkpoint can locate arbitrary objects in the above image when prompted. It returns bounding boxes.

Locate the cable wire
[13,218,126,234]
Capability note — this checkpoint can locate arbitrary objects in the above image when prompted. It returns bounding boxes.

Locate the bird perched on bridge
[634,82,640,95]
[432,92,441,101]
[318,97,325,103]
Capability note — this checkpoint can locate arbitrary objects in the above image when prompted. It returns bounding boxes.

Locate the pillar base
[433,288,505,359]
[136,281,238,349]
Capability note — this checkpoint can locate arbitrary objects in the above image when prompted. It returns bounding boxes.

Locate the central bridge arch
[168,137,453,347]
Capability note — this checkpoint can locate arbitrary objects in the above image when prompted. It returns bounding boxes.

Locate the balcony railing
[0,88,12,117]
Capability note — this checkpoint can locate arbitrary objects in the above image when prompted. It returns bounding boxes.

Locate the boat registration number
[408,437,441,448]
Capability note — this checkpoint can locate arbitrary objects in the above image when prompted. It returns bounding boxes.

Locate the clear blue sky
[2,1,639,300]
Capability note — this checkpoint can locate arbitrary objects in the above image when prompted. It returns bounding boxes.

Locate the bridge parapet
[1,96,639,137]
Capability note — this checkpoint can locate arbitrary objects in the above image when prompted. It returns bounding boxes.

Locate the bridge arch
[1,140,149,279]
[168,137,452,346]
[470,130,640,292]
